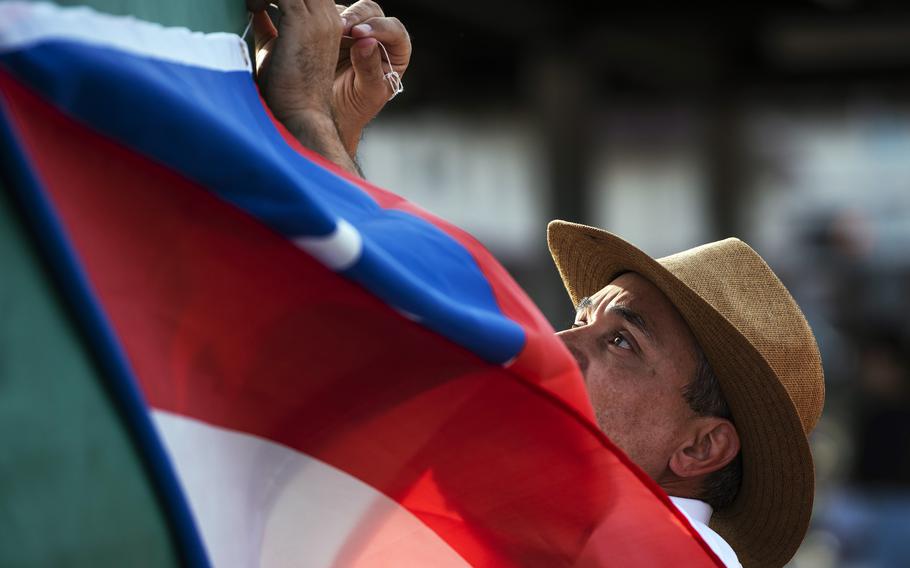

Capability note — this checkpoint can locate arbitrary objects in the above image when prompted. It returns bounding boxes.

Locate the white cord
[241,14,253,41]
[375,39,404,100]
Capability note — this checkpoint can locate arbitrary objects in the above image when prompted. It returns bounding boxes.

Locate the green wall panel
[27,0,248,34]
[0,183,180,567]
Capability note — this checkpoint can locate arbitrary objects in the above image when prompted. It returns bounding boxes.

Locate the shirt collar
[669,496,714,525]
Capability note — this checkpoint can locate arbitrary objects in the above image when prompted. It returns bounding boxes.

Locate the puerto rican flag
[0,3,723,566]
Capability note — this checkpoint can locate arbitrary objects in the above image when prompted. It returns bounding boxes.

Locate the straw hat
[547,221,825,568]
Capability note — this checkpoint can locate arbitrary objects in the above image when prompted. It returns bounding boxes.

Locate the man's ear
[668,418,740,479]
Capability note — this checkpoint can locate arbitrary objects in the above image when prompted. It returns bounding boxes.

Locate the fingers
[272,0,328,19]
[252,0,338,18]
[350,38,385,89]
[270,0,301,15]
[339,0,383,34]
[303,0,343,29]
[349,16,410,68]
[271,0,342,39]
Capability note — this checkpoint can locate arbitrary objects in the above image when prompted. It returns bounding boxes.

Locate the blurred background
[354,1,910,566]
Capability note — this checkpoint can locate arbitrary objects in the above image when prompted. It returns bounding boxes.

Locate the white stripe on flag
[0,2,251,72]
[293,219,363,271]
[152,410,469,568]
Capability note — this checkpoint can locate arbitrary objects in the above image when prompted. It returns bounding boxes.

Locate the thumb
[350,38,386,98]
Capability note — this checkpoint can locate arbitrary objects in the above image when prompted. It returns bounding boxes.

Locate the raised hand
[334,1,411,156]
[246,0,362,175]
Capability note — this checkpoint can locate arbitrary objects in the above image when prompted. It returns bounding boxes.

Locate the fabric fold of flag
[0,3,723,566]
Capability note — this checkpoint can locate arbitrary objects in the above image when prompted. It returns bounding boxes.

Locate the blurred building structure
[359,1,910,566]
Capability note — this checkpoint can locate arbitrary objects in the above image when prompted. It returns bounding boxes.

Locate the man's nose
[556,329,589,375]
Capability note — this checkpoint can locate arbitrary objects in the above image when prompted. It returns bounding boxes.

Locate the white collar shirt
[670,496,742,568]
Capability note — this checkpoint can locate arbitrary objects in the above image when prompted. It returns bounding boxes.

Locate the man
[548,225,825,568]
[245,2,826,566]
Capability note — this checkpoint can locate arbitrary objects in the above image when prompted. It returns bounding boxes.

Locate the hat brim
[548,220,814,568]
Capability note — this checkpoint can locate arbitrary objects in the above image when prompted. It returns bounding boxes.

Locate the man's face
[556,273,701,480]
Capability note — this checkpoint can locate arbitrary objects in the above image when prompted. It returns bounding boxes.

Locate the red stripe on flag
[0,69,723,567]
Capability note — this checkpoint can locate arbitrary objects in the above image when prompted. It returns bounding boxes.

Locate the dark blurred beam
[528,49,596,225]
[704,99,747,240]
[521,47,599,326]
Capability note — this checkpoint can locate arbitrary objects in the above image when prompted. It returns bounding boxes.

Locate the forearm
[282,110,363,177]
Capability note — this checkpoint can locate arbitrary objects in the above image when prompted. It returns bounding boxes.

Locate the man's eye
[611,334,632,350]
[572,321,587,329]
